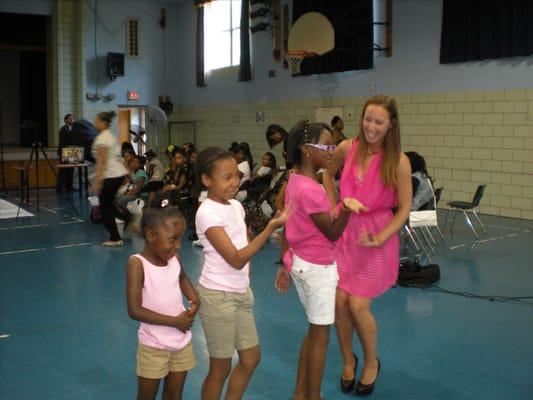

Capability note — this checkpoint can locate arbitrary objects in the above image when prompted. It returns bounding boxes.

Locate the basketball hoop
[284,50,316,75]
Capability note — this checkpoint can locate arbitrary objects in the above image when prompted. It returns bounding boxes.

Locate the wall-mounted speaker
[107,52,124,80]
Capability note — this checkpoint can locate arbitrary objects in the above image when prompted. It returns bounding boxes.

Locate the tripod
[16,141,79,219]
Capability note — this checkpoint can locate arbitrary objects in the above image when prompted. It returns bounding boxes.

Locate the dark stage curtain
[196,6,206,87]
[20,52,47,147]
[440,0,533,64]
[292,0,374,76]
[238,0,252,82]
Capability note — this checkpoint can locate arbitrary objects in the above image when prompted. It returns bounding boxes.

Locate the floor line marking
[485,224,525,232]
[12,224,47,230]
[40,207,58,214]
[53,242,93,249]
[0,334,10,339]
[449,232,523,249]
[0,248,46,256]
[59,220,84,225]
[449,244,466,250]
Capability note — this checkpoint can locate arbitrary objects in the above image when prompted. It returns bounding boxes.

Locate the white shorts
[290,254,339,326]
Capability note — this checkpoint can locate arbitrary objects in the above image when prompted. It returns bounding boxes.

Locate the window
[204,0,241,71]
[126,18,140,58]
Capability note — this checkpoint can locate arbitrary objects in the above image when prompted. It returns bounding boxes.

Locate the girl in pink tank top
[323,95,412,396]
[126,193,200,400]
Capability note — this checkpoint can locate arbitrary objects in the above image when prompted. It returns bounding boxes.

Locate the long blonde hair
[355,95,401,188]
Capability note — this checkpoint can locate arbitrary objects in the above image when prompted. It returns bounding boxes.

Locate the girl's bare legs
[137,377,160,400]
[225,345,261,400]
[293,334,310,400]
[293,324,330,400]
[335,288,356,381]
[201,357,232,400]
[162,371,188,400]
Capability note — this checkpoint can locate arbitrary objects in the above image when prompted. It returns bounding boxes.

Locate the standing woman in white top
[92,111,129,247]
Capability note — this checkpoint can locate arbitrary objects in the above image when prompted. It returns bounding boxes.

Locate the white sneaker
[102,240,124,247]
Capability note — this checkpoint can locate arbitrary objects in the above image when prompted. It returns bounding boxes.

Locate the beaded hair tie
[303,120,311,143]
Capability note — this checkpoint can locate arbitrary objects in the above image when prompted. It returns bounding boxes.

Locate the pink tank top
[133,254,192,351]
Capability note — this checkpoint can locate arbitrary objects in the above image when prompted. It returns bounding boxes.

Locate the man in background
[331,115,346,145]
[56,113,74,193]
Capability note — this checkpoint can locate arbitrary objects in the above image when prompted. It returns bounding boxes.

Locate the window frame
[204,0,241,72]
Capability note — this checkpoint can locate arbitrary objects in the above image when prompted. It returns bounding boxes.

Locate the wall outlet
[268,70,276,78]
[344,106,355,120]
[232,111,240,123]
[256,111,265,123]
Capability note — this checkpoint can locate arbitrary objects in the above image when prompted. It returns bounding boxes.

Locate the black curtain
[196,6,206,87]
[20,52,47,147]
[238,0,251,81]
[292,0,373,76]
[440,0,533,64]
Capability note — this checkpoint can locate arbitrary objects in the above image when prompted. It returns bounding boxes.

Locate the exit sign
[127,90,139,101]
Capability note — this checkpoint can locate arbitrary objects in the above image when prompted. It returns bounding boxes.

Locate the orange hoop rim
[285,50,318,58]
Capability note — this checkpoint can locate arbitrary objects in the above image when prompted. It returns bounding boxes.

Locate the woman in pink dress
[323,95,412,396]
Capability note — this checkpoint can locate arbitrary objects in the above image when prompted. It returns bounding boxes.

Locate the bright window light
[204,0,241,72]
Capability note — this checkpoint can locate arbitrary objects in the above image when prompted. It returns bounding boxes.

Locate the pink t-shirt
[195,198,249,293]
[284,174,335,267]
[134,254,192,351]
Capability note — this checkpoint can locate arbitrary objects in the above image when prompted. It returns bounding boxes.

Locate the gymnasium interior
[0,0,532,399]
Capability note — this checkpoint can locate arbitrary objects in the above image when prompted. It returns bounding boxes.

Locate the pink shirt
[284,174,335,268]
[134,254,192,351]
[195,198,250,293]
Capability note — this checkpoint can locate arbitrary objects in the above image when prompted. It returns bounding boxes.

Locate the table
[56,163,90,196]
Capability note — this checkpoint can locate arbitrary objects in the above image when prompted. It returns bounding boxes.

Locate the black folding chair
[445,184,487,239]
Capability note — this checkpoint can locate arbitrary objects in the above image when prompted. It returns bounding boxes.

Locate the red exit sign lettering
[128,90,139,101]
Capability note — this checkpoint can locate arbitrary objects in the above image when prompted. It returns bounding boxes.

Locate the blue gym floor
[1,190,532,399]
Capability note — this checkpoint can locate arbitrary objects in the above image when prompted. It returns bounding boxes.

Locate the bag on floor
[398,259,440,288]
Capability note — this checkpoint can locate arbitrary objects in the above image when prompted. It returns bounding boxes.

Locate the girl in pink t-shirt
[126,192,200,400]
[277,121,366,400]
[194,147,289,400]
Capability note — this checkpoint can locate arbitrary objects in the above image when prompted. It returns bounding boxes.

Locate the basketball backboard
[287,12,334,55]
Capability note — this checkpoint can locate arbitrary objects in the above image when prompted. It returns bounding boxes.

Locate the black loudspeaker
[107,52,124,80]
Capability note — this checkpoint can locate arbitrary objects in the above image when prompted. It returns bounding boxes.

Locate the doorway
[117,106,146,155]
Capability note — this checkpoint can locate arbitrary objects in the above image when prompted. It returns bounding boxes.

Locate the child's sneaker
[102,240,124,247]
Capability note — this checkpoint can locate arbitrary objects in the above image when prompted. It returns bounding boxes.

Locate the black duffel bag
[398,259,440,288]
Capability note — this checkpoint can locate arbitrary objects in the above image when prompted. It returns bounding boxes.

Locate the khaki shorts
[136,341,196,379]
[197,284,259,358]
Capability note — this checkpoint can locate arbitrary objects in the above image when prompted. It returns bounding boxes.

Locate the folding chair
[445,184,487,240]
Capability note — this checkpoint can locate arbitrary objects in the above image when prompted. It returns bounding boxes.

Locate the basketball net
[284,50,312,75]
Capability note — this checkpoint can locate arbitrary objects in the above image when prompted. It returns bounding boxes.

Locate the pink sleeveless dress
[336,140,399,298]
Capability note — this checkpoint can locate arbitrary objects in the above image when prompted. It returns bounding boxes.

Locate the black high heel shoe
[340,353,358,393]
[355,358,381,396]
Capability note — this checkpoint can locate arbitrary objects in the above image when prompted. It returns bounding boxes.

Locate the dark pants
[99,176,128,241]
[56,168,74,191]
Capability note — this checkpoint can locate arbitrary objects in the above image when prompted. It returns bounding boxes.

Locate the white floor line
[449,244,467,250]
[53,242,92,249]
[40,207,58,214]
[59,220,84,225]
[0,248,46,256]
[449,232,522,249]
[485,224,524,232]
[12,224,47,230]
[0,334,10,339]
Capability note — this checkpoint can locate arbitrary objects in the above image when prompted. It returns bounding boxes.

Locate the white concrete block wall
[175,89,533,220]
